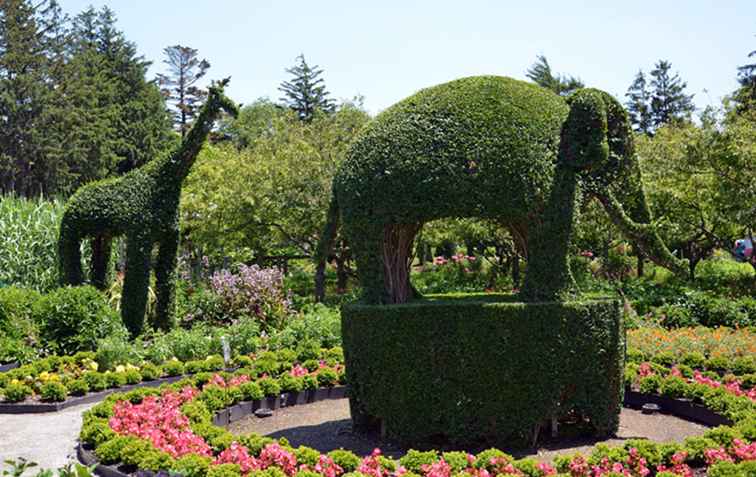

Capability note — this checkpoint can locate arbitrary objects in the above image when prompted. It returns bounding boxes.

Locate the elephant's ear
[559,89,609,172]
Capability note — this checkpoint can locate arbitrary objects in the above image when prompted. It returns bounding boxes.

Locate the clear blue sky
[61,0,754,115]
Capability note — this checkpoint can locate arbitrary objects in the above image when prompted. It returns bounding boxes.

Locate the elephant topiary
[317,75,687,304]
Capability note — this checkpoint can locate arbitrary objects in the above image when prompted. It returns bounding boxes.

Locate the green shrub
[639,375,662,394]
[105,372,127,388]
[0,286,40,363]
[120,438,154,466]
[651,351,675,367]
[706,356,731,373]
[327,449,361,472]
[681,352,706,369]
[96,436,133,464]
[279,373,304,393]
[660,376,687,399]
[294,446,321,466]
[67,378,89,396]
[139,449,176,472]
[258,377,281,397]
[163,360,185,377]
[269,304,342,349]
[172,454,213,477]
[239,381,263,401]
[140,363,161,381]
[207,463,242,477]
[83,371,109,392]
[399,450,439,474]
[39,381,67,401]
[732,357,756,375]
[707,461,746,477]
[35,285,126,355]
[95,335,142,371]
[342,297,624,446]
[317,368,339,387]
[124,369,142,385]
[2,382,32,402]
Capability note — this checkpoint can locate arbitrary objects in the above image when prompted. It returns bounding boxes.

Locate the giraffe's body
[58,81,238,335]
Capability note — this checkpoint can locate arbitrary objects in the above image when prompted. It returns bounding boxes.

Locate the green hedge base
[342,294,625,448]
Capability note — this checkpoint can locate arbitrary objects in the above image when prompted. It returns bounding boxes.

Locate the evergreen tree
[625,70,653,135]
[279,54,335,122]
[156,45,210,136]
[649,60,695,126]
[0,0,67,195]
[525,55,584,96]
[734,48,755,112]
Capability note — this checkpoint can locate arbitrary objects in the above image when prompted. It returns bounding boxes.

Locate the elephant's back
[336,75,569,223]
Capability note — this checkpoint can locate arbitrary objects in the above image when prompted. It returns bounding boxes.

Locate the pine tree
[156,45,211,136]
[734,48,755,112]
[625,70,653,135]
[279,54,335,122]
[55,6,171,190]
[525,55,584,96]
[649,60,695,126]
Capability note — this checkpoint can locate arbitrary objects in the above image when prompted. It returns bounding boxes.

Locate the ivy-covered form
[341,294,624,447]
[58,80,238,336]
[318,75,685,304]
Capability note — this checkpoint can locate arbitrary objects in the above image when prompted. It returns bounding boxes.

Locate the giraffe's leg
[121,234,152,337]
[154,228,179,331]
[90,233,112,290]
[58,216,84,285]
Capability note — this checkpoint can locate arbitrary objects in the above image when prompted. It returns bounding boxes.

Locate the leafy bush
[268,304,341,349]
[2,382,32,402]
[39,381,67,401]
[0,287,41,363]
[67,378,89,396]
[95,335,142,371]
[35,286,126,355]
[209,264,293,331]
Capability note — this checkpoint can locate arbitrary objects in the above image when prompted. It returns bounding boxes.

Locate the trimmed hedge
[59,81,238,336]
[341,295,624,446]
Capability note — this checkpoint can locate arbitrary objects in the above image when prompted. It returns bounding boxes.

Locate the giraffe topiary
[58,79,238,336]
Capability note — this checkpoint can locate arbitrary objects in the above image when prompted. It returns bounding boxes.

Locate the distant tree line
[0,0,173,196]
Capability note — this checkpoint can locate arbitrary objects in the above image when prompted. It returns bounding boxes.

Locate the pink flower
[259,443,298,476]
[421,459,451,477]
[215,442,259,474]
[290,364,309,377]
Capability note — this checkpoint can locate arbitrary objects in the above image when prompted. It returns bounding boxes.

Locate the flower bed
[78,368,756,477]
[0,347,344,410]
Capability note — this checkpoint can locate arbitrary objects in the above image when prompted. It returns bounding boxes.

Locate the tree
[181,101,369,266]
[0,0,67,196]
[525,55,584,96]
[733,47,755,112]
[57,6,172,185]
[279,54,335,122]
[625,70,653,135]
[156,45,211,136]
[649,60,695,127]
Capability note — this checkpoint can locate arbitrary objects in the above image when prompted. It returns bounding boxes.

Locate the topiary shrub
[342,295,624,447]
[58,82,239,336]
[318,75,685,305]
[34,285,126,355]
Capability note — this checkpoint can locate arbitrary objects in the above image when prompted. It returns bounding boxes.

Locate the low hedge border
[0,347,345,411]
[75,376,756,477]
[342,297,624,447]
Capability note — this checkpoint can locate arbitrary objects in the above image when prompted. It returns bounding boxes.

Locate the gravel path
[229,399,709,460]
[0,403,94,470]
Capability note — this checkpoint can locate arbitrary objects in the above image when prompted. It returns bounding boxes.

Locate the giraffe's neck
[161,105,220,184]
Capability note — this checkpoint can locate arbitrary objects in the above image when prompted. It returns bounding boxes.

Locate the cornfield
[0,195,64,291]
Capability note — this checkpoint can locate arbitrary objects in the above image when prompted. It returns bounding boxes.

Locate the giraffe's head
[207,77,240,119]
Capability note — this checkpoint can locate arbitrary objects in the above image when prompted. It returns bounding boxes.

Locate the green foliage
[342,295,624,446]
[39,381,67,401]
[95,335,142,371]
[207,463,242,477]
[35,286,126,355]
[327,450,361,473]
[59,83,238,336]
[525,55,584,96]
[399,450,438,473]
[182,102,369,264]
[268,304,342,349]
[0,197,64,291]
[0,286,40,363]
[172,454,212,477]
[1,382,33,402]
[67,379,89,396]
[279,54,336,122]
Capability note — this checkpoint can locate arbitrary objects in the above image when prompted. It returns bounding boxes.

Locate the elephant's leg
[90,233,112,290]
[121,234,152,337]
[153,228,179,331]
[58,216,84,286]
[521,167,579,301]
[344,220,386,304]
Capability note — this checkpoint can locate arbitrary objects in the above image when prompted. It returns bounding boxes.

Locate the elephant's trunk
[595,190,688,278]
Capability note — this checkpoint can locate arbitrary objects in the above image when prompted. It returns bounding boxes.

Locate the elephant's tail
[314,192,340,302]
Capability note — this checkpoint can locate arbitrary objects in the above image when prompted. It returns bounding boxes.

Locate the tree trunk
[383,224,422,304]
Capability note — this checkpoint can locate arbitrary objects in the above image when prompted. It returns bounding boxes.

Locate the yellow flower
[115,365,126,373]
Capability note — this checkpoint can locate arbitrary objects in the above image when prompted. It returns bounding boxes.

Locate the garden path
[0,402,94,469]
